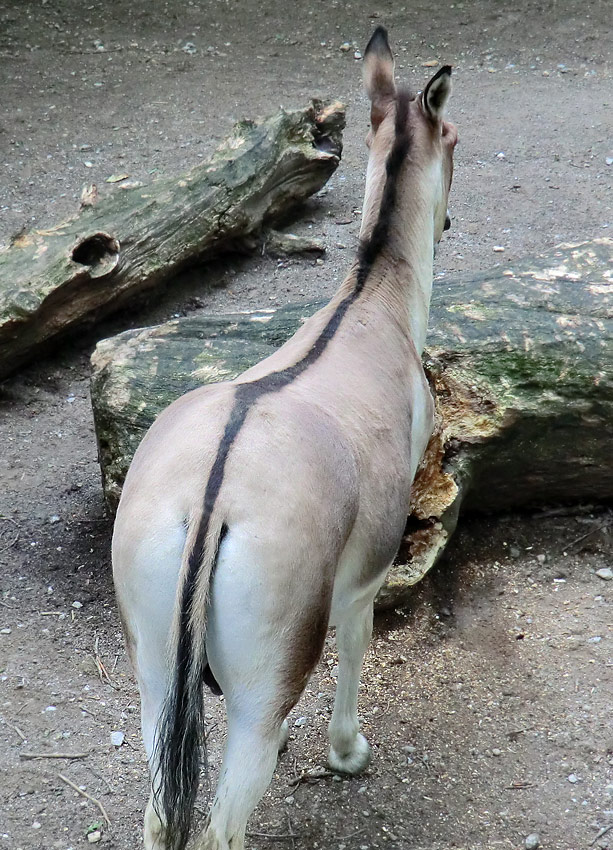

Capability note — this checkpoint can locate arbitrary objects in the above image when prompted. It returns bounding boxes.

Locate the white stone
[110,730,125,747]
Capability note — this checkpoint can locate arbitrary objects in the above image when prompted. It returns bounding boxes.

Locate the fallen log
[90,238,613,607]
[0,100,344,380]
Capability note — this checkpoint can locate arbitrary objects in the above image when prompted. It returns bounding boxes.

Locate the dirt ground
[0,1,612,848]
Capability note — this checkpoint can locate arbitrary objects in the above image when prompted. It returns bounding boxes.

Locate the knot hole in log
[71,232,120,278]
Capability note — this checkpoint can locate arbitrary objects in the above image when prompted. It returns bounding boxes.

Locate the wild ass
[112,26,457,850]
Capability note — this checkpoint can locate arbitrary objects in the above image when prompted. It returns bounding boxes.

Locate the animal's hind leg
[278,718,290,752]
[196,529,330,849]
[139,648,172,850]
[196,632,301,850]
[327,599,373,774]
[113,521,185,850]
[196,697,284,850]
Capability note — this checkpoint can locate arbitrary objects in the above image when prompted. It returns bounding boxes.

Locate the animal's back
[112,27,458,850]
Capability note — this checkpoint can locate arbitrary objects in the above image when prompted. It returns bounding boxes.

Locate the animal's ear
[363,26,396,131]
[422,65,452,121]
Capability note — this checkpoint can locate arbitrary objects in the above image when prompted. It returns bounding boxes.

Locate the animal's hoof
[327,733,371,775]
[143,805,166,850]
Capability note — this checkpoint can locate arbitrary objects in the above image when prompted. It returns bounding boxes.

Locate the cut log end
[312,99,345,159]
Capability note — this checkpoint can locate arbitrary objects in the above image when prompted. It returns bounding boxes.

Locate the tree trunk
[0,100,344,380]
[90,238,613,607]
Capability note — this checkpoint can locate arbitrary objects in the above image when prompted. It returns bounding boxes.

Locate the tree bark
[90,238,613,607]
[0,100,344,380]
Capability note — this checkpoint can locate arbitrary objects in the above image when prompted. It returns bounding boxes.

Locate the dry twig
[286,812,296,850]
[591,825,613,846]
[94,635,118,690]
[288,768,335,787]
[20,751,89,760]
[58,773,111,827]
[1,717,26,741]
[558,522,609,555]
[246,832,296,842]
[0,528,19,548]
[340,827,366,840]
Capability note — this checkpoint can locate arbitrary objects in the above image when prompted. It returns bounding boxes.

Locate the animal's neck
[350,164,437,355]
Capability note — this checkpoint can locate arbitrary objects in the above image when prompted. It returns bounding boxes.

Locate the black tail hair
[153,523,228,850]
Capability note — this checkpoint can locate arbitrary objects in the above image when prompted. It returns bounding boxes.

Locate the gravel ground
[0,1,611,849]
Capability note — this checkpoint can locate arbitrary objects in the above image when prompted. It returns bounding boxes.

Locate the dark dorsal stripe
[181,87,412,637]
[157,89,413,845]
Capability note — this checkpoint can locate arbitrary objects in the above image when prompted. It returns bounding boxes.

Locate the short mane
[355,89,413,293]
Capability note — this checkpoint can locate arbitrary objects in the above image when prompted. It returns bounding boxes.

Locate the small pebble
[110,730,125,747]
[525,834,540,850]
[496,151,506,160]
[354,50,362,60]
[492,748,502,757]
[568,773,579,783]
[72,601,83,609]
[537,554,546,564]
[340,42,351,52]
[49,515,60,524]
[1,628,12,635]
[493,245,505,252]
[87,831,102,844]
[605,157,613,166]
[32,822,42,830]
[294,716,307,727]
[595,567,612,581]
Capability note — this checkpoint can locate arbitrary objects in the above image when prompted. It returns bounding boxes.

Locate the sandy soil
[0,2,611,849]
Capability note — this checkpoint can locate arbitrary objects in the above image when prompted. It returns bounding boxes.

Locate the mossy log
[0,100,344,380]
[91,238,613,607]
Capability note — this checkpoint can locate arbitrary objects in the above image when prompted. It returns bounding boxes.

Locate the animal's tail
[153,515,228,850]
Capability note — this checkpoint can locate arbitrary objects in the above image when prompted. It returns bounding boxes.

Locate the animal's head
[362,26,457,248]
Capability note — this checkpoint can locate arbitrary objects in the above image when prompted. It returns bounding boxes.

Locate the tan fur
[113,30,456,850]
